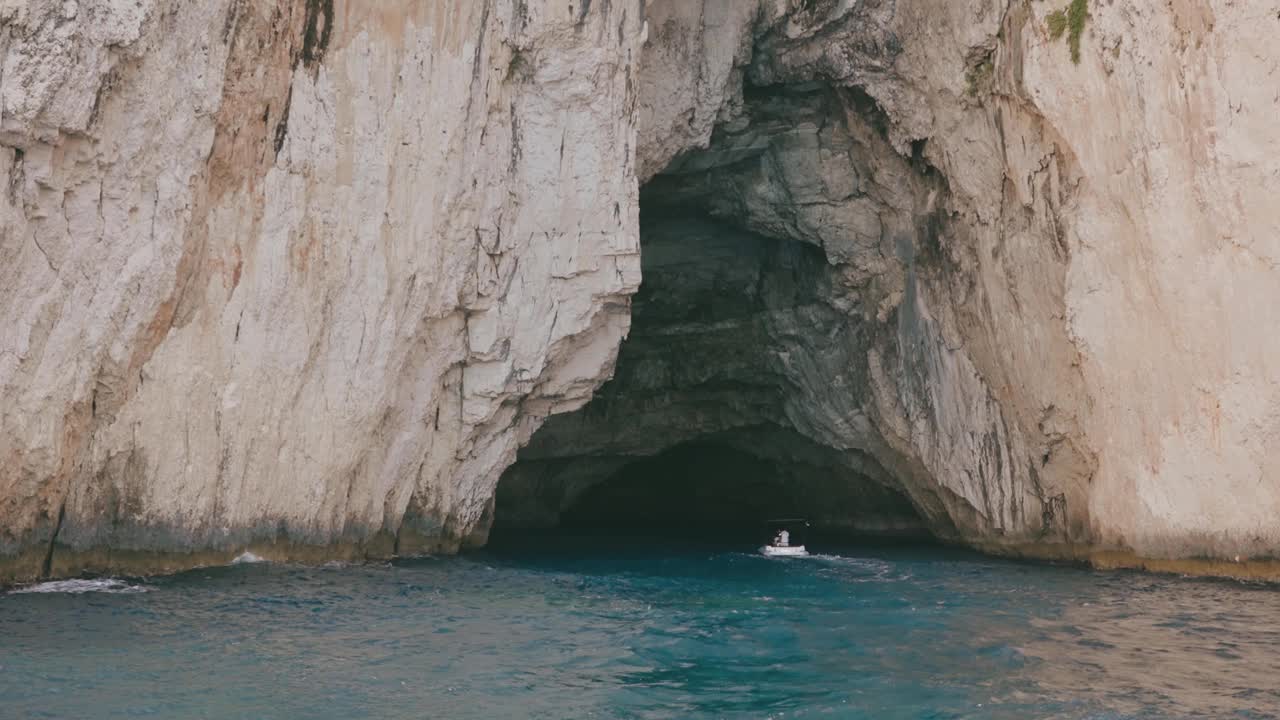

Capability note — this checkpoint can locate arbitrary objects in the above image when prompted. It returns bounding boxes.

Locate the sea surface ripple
[3,534,1279,719]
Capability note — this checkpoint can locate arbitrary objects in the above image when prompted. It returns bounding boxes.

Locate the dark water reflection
[2,535,1278,719]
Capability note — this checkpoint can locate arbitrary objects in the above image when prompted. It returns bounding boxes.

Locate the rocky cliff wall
[501,0,1280,578]
[4,0,1280,583]
[1,0,643,581]
[729,0,1280,572]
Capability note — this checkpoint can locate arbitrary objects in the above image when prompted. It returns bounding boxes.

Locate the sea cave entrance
[493,83,952,544]
[492,208,928,542]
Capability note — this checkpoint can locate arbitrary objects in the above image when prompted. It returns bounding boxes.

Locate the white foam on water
[806,553,877,563]
[805,554,912,582]
[231,551,266,565]
[8,578,150,595]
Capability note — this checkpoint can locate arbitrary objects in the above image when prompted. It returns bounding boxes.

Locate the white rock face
[1,0,643,580]
[704,0,1280,570]
[505,0,1280,576]
[873,0,1280,567]
[3,0,1279,582]
[1024,1,1280,564]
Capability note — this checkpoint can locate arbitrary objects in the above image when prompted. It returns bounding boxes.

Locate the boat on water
[759,518,810,557]
[760,543,809,557]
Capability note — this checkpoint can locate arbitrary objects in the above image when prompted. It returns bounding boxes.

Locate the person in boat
[773,529,790,547]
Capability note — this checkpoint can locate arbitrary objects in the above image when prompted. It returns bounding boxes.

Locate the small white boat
[760,518,811,557]
[760,543,809,558]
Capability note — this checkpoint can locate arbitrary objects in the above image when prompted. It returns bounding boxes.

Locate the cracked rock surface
[1,0,643,581]
[4,0,1280,582]
[503,0,1280,575]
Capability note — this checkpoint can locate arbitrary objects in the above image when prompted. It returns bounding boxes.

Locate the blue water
[3,535,1280,719]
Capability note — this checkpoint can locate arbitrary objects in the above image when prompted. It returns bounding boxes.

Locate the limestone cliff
[4,0,1279,583]
[1,0,643,581]
[503,0,1280,577]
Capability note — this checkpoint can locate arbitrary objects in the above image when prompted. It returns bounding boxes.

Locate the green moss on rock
[1045,0,1089,64]
[1066,0,1088,63]
[1046,9,1068,40]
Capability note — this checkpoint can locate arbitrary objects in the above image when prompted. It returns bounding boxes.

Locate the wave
[805,554,914,583]
[231,551,267,565]
[804,553,882,564]
[8,578,150,595]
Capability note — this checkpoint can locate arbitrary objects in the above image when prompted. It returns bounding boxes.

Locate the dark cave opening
[491,81,950,546]
[554,433,927,539]
[491,206,931,544]
[557,441,803,532]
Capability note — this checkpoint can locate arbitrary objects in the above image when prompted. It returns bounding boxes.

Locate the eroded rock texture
[1,0,643,581]
[4,0,1280,582]
[500,0,1280,576]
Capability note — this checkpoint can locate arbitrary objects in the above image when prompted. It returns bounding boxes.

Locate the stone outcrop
[4,0,1280,583]
[500,0,1280,577]
[1,0,643,582]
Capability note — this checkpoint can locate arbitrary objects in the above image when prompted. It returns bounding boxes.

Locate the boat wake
[744,550,911,583]
[8,578,151,595]
[231,551,267,565]
[804,553,873,563]
[805,554,912,582]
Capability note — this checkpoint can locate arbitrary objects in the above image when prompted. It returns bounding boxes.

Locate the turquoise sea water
[3,534,1279,719]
